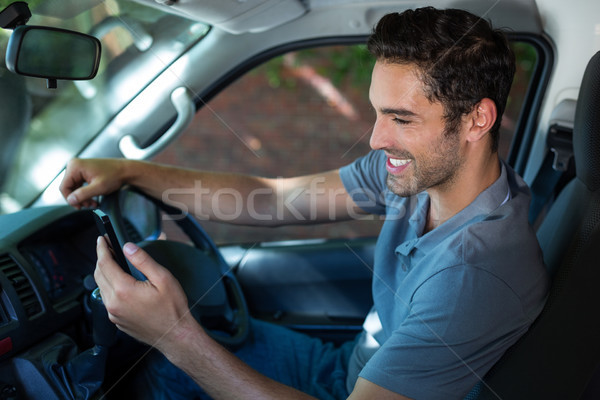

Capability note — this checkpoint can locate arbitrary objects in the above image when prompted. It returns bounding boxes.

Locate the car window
[500,41,539,156]
[154,41,538,245]
[0,0,209,214]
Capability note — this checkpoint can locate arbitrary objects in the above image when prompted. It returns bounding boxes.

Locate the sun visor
[132,0,307,34]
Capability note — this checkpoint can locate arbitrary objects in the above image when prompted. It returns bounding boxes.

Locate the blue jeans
[127,319,356,399]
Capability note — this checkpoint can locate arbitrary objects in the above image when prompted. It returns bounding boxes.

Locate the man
[60,7,549,400]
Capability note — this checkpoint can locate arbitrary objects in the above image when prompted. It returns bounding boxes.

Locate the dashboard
[0,206,98,362]
[0,200,376,398]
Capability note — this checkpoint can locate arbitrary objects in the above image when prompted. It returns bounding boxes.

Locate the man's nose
[369,119,391,150]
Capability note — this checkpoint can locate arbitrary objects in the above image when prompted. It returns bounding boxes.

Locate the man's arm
[60,158,365,226]
[94,237,411,400]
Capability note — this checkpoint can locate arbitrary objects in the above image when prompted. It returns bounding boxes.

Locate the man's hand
[94,236,199,350]
[60,158,129,209]
[95,237,413,400]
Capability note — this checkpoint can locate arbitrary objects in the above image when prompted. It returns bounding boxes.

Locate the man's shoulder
[430,161,546,293]
[463,161,534,246]
[458,168,548,298]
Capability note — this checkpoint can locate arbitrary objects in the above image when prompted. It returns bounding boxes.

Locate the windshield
[0,0,209,214]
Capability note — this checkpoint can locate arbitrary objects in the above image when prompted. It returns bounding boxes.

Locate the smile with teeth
[386,156,412,174]
[389,158,410,167]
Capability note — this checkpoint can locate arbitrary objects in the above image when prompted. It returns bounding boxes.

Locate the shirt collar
[395,161,510,257]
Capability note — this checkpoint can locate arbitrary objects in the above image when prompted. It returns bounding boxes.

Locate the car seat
[475,50,600,399]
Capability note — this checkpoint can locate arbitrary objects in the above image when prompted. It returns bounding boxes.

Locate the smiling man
[367,60,503,232]
[60,7,549,400]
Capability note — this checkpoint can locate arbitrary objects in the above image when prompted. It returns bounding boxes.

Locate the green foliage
[505,41,538,112]
[262,56,286,88]
[259,44,375,91]
[511,41,538,83]
[322,45,375,87]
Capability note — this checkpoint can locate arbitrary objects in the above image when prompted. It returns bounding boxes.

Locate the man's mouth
[389,158,410,167]
[386,157,412,174]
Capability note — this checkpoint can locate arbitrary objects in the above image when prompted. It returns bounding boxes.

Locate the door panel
[222,237,375,342]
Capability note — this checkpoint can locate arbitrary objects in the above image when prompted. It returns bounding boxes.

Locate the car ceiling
[129,0,543,35]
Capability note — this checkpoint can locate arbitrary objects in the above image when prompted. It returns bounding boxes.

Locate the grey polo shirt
[339,150,549,399]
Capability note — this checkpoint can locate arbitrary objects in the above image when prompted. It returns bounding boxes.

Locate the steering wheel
[98,186,250,349]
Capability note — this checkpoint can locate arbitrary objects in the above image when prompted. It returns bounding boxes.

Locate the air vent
[0,254,42,318]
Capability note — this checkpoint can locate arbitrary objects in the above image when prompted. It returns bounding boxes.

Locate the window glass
[499,41,539,156]
[0,0,209,213]
[154,42,538,245]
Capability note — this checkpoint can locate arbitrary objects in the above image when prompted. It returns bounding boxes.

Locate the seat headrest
[574,51,600,191]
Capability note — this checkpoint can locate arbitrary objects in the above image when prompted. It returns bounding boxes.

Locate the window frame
[162,34,552,245]
[193,33,552,170]
[505,33,554,174]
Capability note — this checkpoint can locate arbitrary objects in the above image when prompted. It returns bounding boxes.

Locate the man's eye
[392,118,410,125]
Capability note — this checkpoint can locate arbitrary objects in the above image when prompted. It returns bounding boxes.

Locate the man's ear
[467,98,497,143]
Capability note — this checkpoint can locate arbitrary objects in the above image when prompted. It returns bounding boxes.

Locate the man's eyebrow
[379,107,418,117]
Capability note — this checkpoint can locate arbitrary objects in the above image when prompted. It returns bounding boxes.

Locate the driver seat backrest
[476,50,600,399]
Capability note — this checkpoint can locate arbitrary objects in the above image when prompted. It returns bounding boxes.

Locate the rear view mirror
[5,25,101,87]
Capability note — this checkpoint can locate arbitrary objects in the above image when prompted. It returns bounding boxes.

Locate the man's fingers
[65,185,100,208]
[59,159,88,201]
[96,236,136,288]
[122,243,170,284]
[60,158,122,208]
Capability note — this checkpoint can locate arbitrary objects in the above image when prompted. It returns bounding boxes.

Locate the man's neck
[425,155,501,232]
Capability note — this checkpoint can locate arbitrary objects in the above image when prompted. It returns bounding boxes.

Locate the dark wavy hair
[367,7,516,153]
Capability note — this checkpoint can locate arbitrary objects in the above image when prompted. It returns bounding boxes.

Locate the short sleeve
[359,265,531,400]
[339,150,389,215]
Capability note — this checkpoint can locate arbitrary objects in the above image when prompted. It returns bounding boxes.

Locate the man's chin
[386,174,418,198]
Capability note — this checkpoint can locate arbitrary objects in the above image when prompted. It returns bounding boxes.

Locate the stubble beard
[386,125,463,197]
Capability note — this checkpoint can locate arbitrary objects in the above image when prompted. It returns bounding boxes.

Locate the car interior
[0,0,599,399]
[474,50,600,400]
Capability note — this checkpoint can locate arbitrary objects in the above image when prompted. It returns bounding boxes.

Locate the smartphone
[93,209,146,280]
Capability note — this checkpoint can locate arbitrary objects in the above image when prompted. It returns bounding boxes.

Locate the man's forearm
[159,320,316,400]
[122,160,280,226]
[124,161,356,226]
